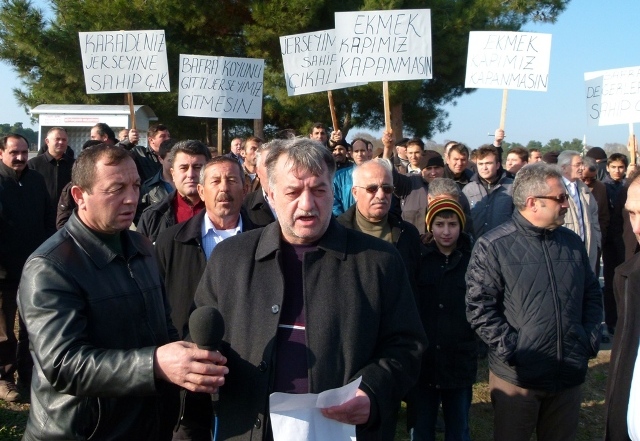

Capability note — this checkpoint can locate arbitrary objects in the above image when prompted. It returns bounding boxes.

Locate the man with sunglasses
[466,162,603,441]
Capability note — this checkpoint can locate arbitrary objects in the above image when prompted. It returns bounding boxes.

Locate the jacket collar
[173,209,254,244]
[512,209,556,238]
[255,217,347,261]
[0,161,28,182]
[65,212,150,269]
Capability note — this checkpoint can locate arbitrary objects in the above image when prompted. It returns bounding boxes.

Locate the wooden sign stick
[629,123,637,166]
[127,93,137,130]
[383,81,391,133]
[499,88,508,130]
[328,91,339,132]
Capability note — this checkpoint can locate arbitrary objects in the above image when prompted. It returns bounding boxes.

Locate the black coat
[242,189,275,228]
[27,151,74,213]
[417,233,477,389]
[0,163,55,280]
[605,251,640,441]
[194,219,427,441]
[466,210,603,391]
[137,190,177,243]
[27,152,75,211]
[18,213,178,440]
[155,209,255,338]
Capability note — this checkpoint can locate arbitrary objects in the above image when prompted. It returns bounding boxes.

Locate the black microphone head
[189,306,225,351]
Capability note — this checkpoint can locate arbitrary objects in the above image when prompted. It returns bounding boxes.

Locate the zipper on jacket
[126,261,135,279]
[541,233,563,387]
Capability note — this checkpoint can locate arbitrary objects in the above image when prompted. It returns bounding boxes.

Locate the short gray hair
[266,138,336,190]
[352,159,392,187]
[428,178,460,200]
[199,156,245,185]
[512,163,563,209]
[557,150,580,169]
[256,138,284,165]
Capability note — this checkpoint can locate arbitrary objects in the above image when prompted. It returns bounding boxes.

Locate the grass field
[0,351,609,441]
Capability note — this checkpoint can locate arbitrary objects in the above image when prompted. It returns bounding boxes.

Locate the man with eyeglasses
[466,162,603,441]
[337,158,421,439]
[558,150,602,273]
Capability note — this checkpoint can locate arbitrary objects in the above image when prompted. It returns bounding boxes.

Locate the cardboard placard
[280,29,362,96]
[178,55,264,119]
[585,66,640,126]
[465,31,552,91]
[334,9,432,82]
[79,30,170,94]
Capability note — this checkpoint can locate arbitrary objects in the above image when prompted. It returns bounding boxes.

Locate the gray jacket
[462,171,514,238]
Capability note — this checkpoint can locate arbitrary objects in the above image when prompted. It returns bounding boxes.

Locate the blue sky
[0,0,638,149]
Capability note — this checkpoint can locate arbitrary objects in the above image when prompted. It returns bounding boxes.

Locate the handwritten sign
[280,29,362,96]
[465,31,552,91]
[79,30,170,94]
[334,9,432,83]
[585,66,640,126]
[178,55,264,119]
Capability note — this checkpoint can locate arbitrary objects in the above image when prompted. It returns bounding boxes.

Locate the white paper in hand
[269,377,362,441]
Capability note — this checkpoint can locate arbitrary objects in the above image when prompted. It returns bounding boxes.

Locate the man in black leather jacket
[18,144,227,441]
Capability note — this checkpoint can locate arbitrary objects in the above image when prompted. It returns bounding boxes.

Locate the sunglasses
[354,184,394,194]
[534,193,568,203]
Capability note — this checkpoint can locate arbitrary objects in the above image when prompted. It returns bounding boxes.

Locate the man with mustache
[18,144,226,440]
[466,162,603,441]
[0,134,55,402]
[192,138,426,440]
[138,140,211,243]
[155,156,255,440]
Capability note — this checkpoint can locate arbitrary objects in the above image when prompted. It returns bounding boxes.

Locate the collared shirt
[173,194,205,224]
[629,341,640,440]
[201,214,243,259]
[563,176,585,241]
[407,164,421,175]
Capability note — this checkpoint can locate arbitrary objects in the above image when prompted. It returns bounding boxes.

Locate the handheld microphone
[189,306,225,401]
[189,306,225,352]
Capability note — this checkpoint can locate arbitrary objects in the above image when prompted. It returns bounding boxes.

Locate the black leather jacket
[18,213,179,440]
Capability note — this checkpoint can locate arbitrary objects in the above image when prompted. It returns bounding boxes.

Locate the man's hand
[321,388,370,426]
[329,130,343,147]
[154,341,228,393]
[494,128,505,146]
[382,130,394,160]
[128,129,139,145]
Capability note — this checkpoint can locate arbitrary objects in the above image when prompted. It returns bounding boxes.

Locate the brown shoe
[0,380,22,402]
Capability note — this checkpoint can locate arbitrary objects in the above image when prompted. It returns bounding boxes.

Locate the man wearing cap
[466,162,602,441]
[332,139,354,171]
[410,198,476,441]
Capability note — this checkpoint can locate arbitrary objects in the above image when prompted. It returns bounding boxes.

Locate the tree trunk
[390,103,403,139]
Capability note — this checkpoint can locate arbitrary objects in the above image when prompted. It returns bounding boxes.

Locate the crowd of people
[0,121,637,441]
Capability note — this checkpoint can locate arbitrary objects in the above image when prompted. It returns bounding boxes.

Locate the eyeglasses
[534,194,568,203]
[354,184,394,194]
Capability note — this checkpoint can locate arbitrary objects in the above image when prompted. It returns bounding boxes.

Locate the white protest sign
[584,66,640,126]
[178,55,264,119]
[465,31,552,91]
[334,9,432,83]
[280,29,363,96]
[79,30,170,94]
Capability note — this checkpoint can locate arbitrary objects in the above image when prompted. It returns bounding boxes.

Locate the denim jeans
[410,386,472,441]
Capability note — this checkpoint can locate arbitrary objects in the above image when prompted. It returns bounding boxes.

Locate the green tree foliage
[0,0,569,141]
[0,122,38,146]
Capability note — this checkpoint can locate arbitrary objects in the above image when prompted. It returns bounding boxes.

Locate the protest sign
[465,31,552,91]
[79,30,170,94]
[334,9,432,83]
[178,55,264,119]
[280,29,362,96]
[584,66,640,126]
